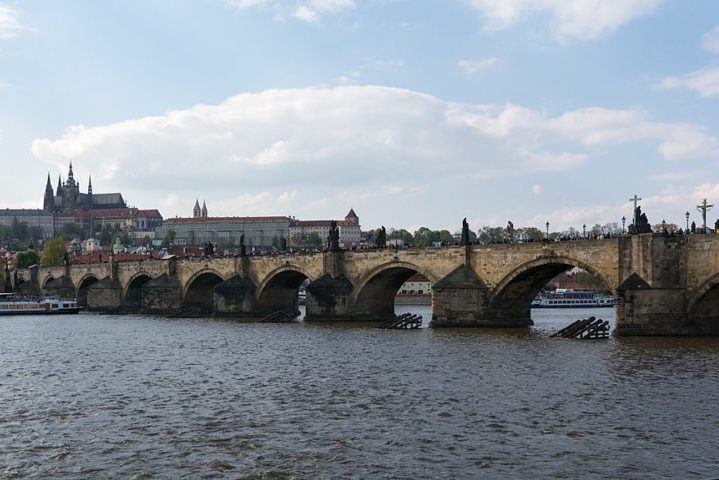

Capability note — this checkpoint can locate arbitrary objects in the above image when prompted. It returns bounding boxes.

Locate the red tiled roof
[165,216,291,224]
[137,209,163,218]
[81,208,137,219]
[291,220,356,227]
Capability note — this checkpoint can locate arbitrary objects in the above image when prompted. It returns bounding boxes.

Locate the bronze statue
[507,220,514,241]
[239,234,246,257]
[327,220,340,251]
[461,218,470,246]
[375,226,387,247]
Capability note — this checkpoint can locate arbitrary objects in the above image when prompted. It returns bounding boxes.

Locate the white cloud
[31,86,719,218]
[225,0,354,23]
[702,25,719,54]
[458,57,498,75]
[337,58,404,84]
[532,184,541,195]
[0,3,22,39]
[467,0,662,40]
[660,66,719,98]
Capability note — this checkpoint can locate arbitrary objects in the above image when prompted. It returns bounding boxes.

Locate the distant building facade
[398,274,431,295]
[0,209,55,240]
[155,201,291,250]
[289,209,361,248]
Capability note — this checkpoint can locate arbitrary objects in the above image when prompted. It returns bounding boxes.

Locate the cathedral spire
[67,161,75,186]
[57,174,63,195]
[88,175,93,195]
[201,200,208,218]
[193,199,201,218]
[43,173,54,211]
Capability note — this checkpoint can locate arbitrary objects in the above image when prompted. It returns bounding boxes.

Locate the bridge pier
[304,274,354,321]
[214,275,257,317]
[43,276,75,300]
[86,277,122,311]
[141,274,182,314]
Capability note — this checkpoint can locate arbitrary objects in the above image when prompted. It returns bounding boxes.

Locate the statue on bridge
[506,220,514,242]
[280,236,287,251]
[691,221,696,234]
[375,226,387,248]
[460,218,470,246]
[239,234,247,257]
[327,220,340,251]
[628,206,652,234]
[63,251,70,268]
[714,219,719,234]
[203,241,214,257]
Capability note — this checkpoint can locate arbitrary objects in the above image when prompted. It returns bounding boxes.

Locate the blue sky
[1,0,718,232]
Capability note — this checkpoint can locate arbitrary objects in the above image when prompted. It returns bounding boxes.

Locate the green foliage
[477,226,506,244]
[653,222,679,233]
[291,233,323,249]
[61,223,86,241]
[40,238,66,267]
[98,226,113,246]
[0,218,44,249]
[161,230,176,249]
[576,271,608,291]
[15,249,40,268]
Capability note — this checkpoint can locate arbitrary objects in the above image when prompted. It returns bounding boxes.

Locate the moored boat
[0,293,81,315]
[531,289,615,308]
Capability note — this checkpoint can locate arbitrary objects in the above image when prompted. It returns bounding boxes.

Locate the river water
[2,307,719,479]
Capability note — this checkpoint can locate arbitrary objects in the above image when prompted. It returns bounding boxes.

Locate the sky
[1,0,718,233]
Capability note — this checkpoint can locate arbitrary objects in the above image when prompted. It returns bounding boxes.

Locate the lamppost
[622,216,626,234]
[686,211,690,232]
[582,224,586,239]
[545,221,550,241]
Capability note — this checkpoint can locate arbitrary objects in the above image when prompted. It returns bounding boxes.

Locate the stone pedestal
[214,275,257,317]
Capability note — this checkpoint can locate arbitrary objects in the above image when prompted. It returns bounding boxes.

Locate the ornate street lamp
[545,221,550,240]
[622,216,626,234]
[583,224,586,239]
[686,211,690,231]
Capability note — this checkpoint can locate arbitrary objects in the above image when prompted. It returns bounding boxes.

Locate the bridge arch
[351,261,438,320]
[687,273,719,326]
[41,275,55,290]
[76,274,100,307]
[182,269,225,313]
[488,256,615,326]
[256,265,314,315]
[123,272,154,311]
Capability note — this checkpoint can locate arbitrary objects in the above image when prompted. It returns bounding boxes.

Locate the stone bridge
[10,233,719,335]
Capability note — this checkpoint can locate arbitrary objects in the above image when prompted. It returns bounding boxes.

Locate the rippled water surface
[2,308,719,479]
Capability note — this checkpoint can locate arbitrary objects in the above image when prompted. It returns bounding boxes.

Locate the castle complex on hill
[0,162,161,240]
[2,162,360,251]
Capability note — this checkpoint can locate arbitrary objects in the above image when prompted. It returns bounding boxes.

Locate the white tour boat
[531,289,615,308]
[0,293,81,315]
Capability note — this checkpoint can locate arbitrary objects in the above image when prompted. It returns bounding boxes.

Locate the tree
[518,227,544,242]
[98,226,113,246]
[40,238,66,267]
[477,226,506,244]
[15,249,40,268]
[653,222,679,233]
[161,230,176,249]
[61,223,86,241]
